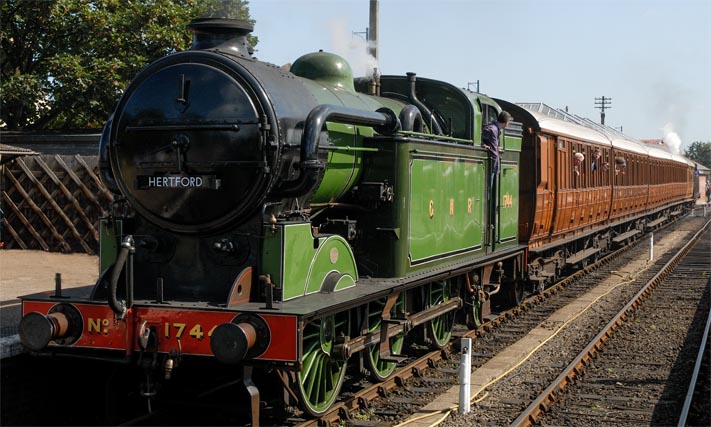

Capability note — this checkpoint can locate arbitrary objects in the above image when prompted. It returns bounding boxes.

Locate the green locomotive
[19,18,526,419]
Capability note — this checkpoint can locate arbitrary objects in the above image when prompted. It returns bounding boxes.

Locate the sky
[248,0,710,151]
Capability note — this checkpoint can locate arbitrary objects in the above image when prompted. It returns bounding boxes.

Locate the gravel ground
[439,218,708,427]
[537,226,710,426]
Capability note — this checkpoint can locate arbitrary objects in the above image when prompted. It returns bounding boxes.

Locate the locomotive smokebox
[109,17,278,234]
[187,18,254,58]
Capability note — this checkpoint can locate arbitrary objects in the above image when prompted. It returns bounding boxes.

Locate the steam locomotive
[18,18,695,420]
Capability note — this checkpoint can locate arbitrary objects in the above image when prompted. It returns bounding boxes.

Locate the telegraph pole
[594,96,612,125]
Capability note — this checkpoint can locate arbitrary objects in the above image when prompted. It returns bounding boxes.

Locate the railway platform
[0,250,98,359]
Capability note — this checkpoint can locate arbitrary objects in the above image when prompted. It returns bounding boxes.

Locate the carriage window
[583,145,589,188]
[591,147,600,187]
[599,148,610,187]
[573,143,585,189]
[615,155,627,183]
[559,139,569,189]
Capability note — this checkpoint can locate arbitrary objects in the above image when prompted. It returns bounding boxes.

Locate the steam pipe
[406,72,443,135]
[126,236,135,309]
[399,104,424,133]
[108,235,134,319]
[274,104,401,198]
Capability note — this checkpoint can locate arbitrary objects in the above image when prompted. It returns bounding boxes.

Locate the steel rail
[677,287,711,427]
[511,219,711,427]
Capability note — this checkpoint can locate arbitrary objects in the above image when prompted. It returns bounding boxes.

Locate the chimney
[187,18,254,58]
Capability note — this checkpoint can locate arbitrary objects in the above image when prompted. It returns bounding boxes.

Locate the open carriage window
[590,147,603,187]
[573,143,585,189]
[615,156,627,182]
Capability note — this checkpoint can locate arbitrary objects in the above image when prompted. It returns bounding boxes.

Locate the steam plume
[328,18,378,78]
[662,123,682,155]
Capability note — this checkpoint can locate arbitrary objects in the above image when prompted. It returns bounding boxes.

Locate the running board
[566,247,601,266]
[646,216,667,230]
[613,229,641,243]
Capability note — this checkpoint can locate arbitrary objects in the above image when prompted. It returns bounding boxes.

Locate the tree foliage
[1,0,256,130]
[684,141,711,168]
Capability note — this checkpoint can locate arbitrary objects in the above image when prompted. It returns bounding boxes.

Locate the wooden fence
[1,154,113,254]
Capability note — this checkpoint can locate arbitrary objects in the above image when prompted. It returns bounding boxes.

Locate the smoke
[662,123,682,155]
[646,78,692,151]
[327,18,379,79]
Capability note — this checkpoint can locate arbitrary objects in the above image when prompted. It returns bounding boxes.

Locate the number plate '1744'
[137,175,221,189]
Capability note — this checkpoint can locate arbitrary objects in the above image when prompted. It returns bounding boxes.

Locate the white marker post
[649,232,654,261]
[459,337,472,413]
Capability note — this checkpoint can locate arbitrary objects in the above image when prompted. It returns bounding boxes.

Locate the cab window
[482,105,498,127]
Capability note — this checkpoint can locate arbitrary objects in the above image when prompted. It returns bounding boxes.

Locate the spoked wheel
[465,294,483,329]
[295,312,350,416]
[425,280,455,349]
[505,258,525,307]
[364,293,406,382]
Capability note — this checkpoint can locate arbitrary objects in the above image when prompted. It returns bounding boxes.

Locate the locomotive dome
[291,51,356,92]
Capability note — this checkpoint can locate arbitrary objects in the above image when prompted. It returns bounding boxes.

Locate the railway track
[289,215,710,427]
[519,222,710,426]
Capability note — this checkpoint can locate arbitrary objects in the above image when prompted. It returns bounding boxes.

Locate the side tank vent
[187,18,254,58]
